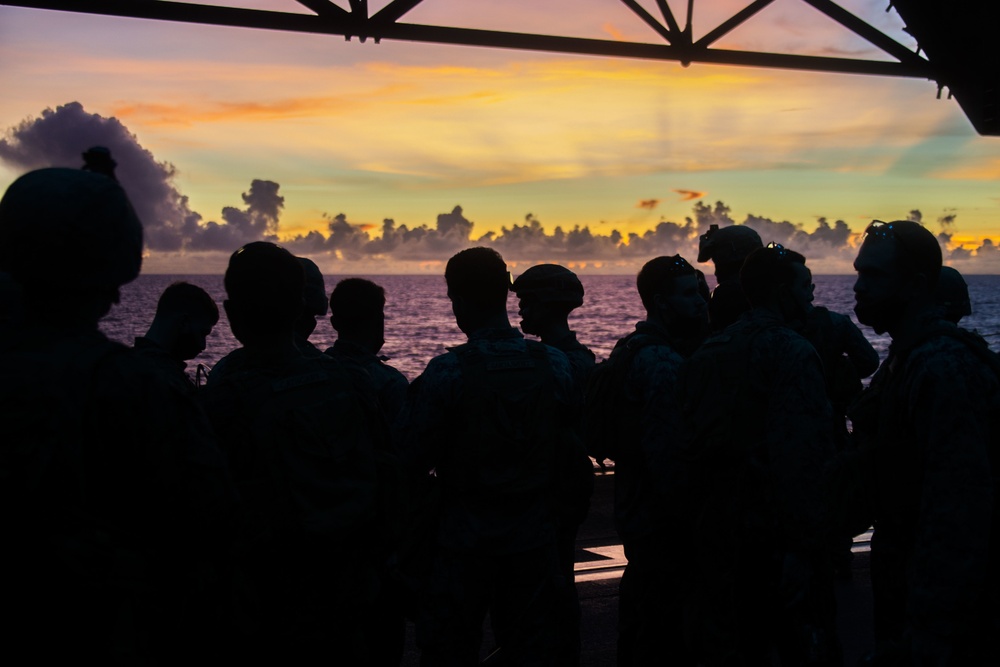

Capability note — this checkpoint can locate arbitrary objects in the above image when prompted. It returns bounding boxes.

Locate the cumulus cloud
[0,102,284,253]
[5,102,999,273]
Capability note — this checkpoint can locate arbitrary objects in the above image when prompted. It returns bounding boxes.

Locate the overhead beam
[0,0,936,79]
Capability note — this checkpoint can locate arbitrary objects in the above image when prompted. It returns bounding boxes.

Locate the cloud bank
[3,102,998,274]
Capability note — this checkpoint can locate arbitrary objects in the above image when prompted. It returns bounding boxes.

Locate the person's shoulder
[907,325,998,381]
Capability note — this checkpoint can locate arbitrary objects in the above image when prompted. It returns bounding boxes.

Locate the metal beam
[370,0,425,26]
[800,0,925,66]
[295,0,350,20]
[696,0,776,49]
[0,0,937,79]
[617,0,673,43]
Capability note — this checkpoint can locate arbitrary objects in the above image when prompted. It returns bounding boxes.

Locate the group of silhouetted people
[1,159,998,667]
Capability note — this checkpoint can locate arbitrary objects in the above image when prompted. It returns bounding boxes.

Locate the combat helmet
[297,257,328,317]
[0,167,143,295]
[697,224,763,265]
[511,263,584,309]
[934,265,972,323]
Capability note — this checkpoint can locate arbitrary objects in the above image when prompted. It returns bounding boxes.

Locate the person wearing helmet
[697,223,763,331]
[295,256,329,356]
[934,265,973,324]
[0,168,240,663]
[512,263,595,383]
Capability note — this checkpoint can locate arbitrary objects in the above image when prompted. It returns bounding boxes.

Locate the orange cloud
[637,199,660,210]
[602,23,627,41]
[674,189,707,201]
[357,223,377,231]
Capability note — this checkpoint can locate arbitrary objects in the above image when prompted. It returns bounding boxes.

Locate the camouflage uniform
[849,318,1000,664]
[400,326,591,666]
[611,320,698,666]
[1,325,240,664]
[133,335,196,392]
[537,329,595,667]
[326,338,409,422]
[681,308,836,665]
[199,348,384,663]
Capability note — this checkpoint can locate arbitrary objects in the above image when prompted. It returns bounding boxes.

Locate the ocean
[100,274,1000,382]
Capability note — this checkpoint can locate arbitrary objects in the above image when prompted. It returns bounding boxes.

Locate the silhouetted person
[934,265,972,324]
[0,168,239,664]
[511,262,596,666]
[327,277,409,423]
[134,280,219,391]
[681,243,838,666]
[323,276,409,666]
[198,241,385,663]
[697,223,762,331]
[400,247,592,666]
[295,256,328,356]
[790,261,878,580]
[512,263,596,382]
[603,254,707,667]
[849,221,1000,665]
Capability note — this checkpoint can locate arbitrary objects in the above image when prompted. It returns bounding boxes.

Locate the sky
[1,0,998,274]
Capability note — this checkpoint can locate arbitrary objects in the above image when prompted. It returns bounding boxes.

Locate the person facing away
[511,263,596,384]
[697,222,763,332]
[294,255,328,356]
[197,241,386,663]
[680,243,838,666]
[0,168,240,664]
[601,254,707,667]
[399,246,592,666]
[848,220,1000,666]
[326,277,409,423]
[134,280,219,391]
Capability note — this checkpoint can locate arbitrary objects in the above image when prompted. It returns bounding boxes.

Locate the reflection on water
[102,273,1000,381]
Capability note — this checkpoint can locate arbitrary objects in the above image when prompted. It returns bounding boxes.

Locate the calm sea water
[100,274,1000,382]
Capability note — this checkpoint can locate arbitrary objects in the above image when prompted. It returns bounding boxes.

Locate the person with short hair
[199,241,385,664]
[327,277,409,422]
[850,221,1000,665]
[401,247,592,666]
[134,280,219,390]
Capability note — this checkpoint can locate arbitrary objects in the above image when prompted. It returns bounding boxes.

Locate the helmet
[934,265,971,322]
[0,168,143,293]
[511,264,584,308]
[697,224,763,265]
[297,257,328,317]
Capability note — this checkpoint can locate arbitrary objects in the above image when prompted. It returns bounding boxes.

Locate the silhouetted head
[295,256,327,340]
[740,243,811,322]
[81,146,118,181]
[697,224,762,282]
[223,241,303,346]
[933,265,971,324]
[853,220,941,335]
[637,255,708,337]
[511,263,583,336]
[0,167,142,326]
[445,247,511,334]
[152,281,219,361]
[329,277,386,354]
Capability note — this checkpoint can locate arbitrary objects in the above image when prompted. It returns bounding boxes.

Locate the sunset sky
[1,0,998,273]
